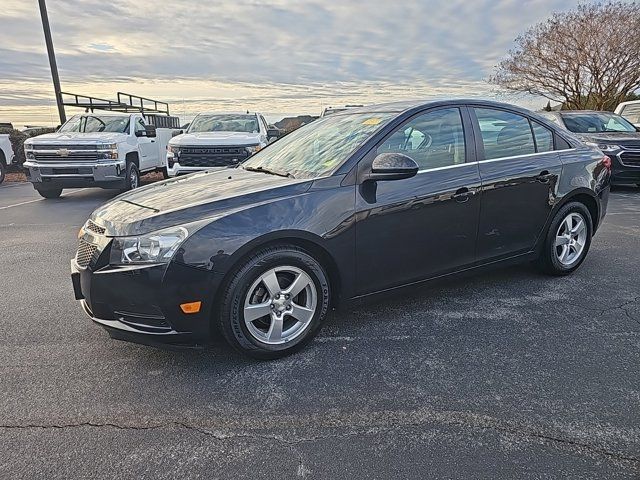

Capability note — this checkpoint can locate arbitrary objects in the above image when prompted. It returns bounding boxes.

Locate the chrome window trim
[417,162,472,174]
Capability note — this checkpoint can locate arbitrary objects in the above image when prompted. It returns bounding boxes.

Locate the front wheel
[35,186,63,199]
[536,202,592,276]
[217,245,331,359]
[0,160,5,185]
[123,162,140,191]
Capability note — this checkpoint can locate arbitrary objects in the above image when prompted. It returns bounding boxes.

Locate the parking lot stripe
[0,188,88,210]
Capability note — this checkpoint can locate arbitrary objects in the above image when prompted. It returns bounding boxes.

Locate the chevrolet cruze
[72,100,611,359]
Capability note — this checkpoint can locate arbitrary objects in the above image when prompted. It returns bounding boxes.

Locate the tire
[217,245,331,359]
[124,162,140,191]
[161,167,170,179]
[0,159,5,185]
[35,186,63,199]
[537,202,593,276]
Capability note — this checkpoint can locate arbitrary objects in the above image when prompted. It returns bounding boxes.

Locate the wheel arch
[125,151,139,167]
[554,188,600,232]
[213,230,343,313]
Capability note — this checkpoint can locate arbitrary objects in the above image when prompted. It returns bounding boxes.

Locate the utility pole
[38,0,66,124]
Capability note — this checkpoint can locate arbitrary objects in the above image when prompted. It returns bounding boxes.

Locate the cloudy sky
[1,0,587,126]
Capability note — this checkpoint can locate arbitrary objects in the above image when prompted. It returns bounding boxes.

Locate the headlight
[24,143,34,151]
[110,226,188,264]
[97,143,118,160]
[586,142,620,153]
[245,144,262,155]
[167,145,180,157]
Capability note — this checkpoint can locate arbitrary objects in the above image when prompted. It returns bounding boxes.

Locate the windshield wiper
[243,166,295,179]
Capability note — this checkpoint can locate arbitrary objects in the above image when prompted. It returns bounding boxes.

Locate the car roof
[331,99,543,117]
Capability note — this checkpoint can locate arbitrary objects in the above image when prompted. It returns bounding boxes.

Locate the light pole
[37,0,66,124]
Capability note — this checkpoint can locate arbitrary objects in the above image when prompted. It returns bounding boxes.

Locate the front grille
[33,145,100,163]
[620,151,640,167]
[85,220,106,235]
[76,239,99,268]
[178,146,250,168]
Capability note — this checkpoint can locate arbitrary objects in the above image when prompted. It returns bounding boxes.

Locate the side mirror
[145,125,157,138]
[363,153,419,182]
[136,125,157,138]
[267,128,281,140]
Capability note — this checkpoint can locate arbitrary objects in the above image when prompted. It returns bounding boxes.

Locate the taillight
[601,155,612,172]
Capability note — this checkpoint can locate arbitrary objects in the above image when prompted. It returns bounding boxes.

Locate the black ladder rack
[61,91,171,115]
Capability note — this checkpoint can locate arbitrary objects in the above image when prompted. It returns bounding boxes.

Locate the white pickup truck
[0,133,15,185]
[615,100,640,128]
[166,112,279,176]
[23,112,178,198]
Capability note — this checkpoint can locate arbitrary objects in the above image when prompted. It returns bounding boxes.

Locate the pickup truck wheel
[161,167,170,179]
[0,160,5,185]
[124,162,140,190]
[35,186,63,199]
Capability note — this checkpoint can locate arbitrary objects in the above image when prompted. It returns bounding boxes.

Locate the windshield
[561,113,637,133]
[242,112,394,179]
[59,115,130,133]
[188,114,259,133]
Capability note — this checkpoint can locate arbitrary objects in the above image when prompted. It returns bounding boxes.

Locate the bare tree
[491,2,640,111]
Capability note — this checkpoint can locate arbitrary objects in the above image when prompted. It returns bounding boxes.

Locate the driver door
[135,118,159,170]
[355,106,482,295]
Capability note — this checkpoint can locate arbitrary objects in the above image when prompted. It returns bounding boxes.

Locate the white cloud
[0,0,592,124]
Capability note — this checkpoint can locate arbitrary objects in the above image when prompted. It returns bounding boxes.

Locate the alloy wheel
[554,212,587,267]
[243,266,317,345]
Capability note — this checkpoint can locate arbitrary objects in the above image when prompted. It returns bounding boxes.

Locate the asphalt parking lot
[0,181,639,479]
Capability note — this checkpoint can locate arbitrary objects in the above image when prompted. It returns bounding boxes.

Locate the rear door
[355,106,481,294]
[471,106,563,262]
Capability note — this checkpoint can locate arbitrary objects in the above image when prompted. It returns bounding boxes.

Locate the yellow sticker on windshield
[362,117,382,126]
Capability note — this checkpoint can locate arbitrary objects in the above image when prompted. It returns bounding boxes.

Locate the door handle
[151,140,156,143]
[536,170,552,183]
[453,187,472,203]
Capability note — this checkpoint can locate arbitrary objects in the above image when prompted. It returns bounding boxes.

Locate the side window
[135,119,146,134]
[531,121,553,153]
[376,108,466,170]
[475,108,535,160]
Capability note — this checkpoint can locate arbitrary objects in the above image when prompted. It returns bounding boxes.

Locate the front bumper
[71,256,219,347]
[24,160,127,188]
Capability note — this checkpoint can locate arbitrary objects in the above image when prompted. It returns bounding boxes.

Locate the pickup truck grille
[620,151,640,167]
[178,146,250,168]
[33,145,101,163]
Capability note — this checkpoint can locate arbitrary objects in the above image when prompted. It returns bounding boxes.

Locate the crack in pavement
[2,410,639,471]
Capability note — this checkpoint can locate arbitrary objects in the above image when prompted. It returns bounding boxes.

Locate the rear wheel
[35,186,63,199]
[217,245,330,359]
[537,202,592,275]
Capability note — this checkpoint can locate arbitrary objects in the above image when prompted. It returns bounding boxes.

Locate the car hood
[25,132,128,144]
[91,168,312,236]
[574,132,640,145]
[171,131,261,146]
